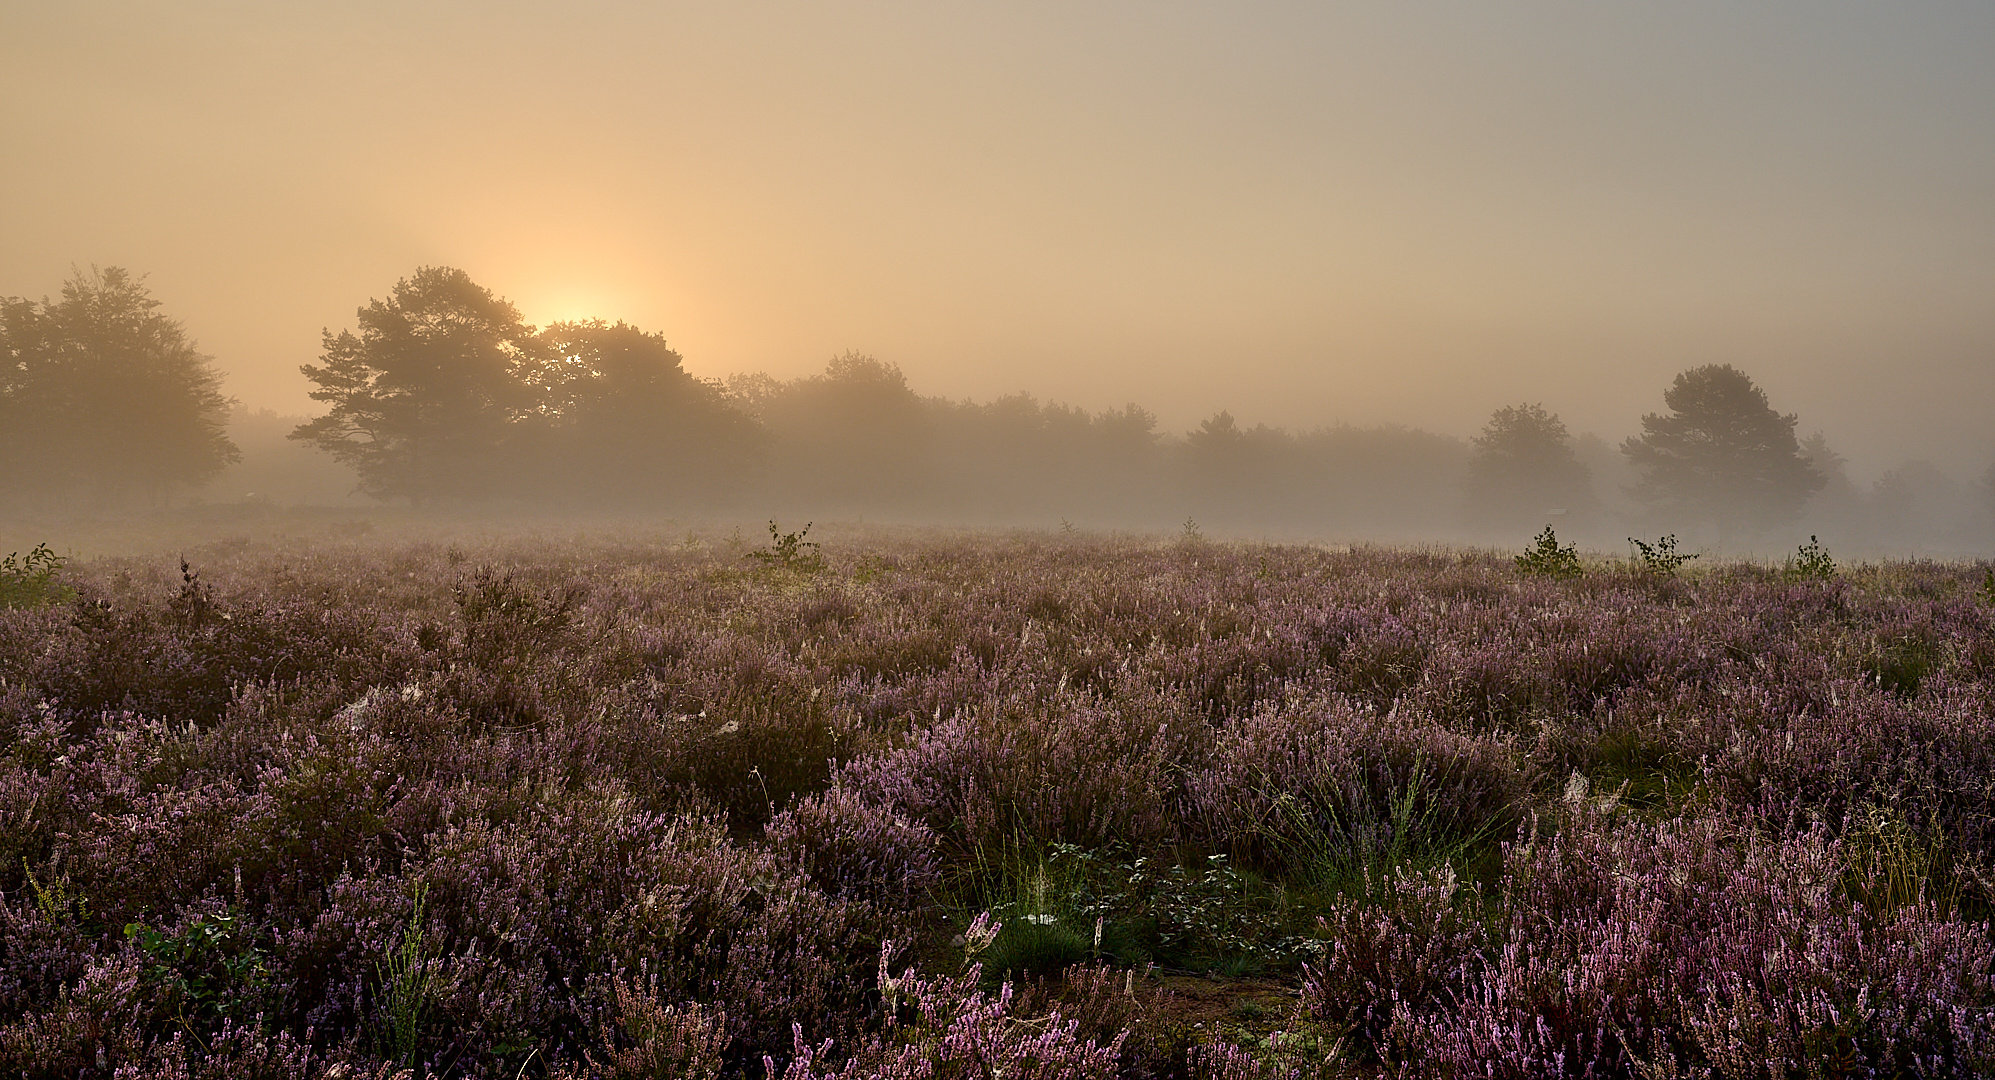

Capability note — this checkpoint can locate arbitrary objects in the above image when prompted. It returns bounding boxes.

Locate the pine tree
[1622,365,1823,536]
[291,267,538,503]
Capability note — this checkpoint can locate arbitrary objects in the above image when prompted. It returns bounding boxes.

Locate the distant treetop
[1463,402,1595,532]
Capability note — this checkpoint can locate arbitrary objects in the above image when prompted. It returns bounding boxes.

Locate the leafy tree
[0,267,238,505]
[1621,364,1823,536]
[528,319,764,505]
[1463,403,1595,532]
[291,267,539,503]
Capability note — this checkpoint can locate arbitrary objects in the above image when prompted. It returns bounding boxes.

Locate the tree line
[4,265,1983,544]
[290,267,761,506]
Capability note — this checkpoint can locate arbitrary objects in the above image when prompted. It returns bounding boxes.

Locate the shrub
[0,544,74,609]
[1786,534,1837,581]
[451,565,582,665]
[1300,866,1482,1052]
[1188,699,1526,885]
[124,910,273,1036]
[1513,527,1581,579]
[1036,843,1292,972]
[751,521,824,573]
[1361,814,1995,1077]
[564,983,728,1080]
[766,935,1127,1080]
[765,782,943,912]
[1628,534,1697,578]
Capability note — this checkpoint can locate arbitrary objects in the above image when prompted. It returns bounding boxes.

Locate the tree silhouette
[1182,410,1290,521]
[1463,403,1595,532]
[1622,364,1822,535]
[529,319,764,505]
[0,267,238,505]
[292,267,538,503]
[735,353,935,511]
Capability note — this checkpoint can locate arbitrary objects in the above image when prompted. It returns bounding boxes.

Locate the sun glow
[521,287,626,329]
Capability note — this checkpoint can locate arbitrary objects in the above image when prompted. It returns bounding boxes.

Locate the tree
[292,267,538,503]
[736,353,936,511]
[1798,432,1857,499]
[0,267,238,505]
[1621,364,1823,535]
[1182,410,1291,521]
[529,319,764,505]
[1463,403,1595,532]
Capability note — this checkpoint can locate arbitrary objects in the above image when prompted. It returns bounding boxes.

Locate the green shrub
[0,543,75,609]
[125,910,273,1040]
[375,883,435,1067]
[1514,526,1582,579]
[1628,534,1697,578]
[1786,535,1836,582]
[979,916,1092,980]
[750,520,823,572]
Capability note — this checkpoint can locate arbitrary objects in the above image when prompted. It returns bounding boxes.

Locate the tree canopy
[527,319,765,504]
[1621,364,1823,535]
[293,267,763,506]
[732,352,937,511]
[0,267,238,505]
[292,266,537,503]
[1463,403,1595,532]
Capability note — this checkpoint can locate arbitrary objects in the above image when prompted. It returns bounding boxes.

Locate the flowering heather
[0,528,1989,1077]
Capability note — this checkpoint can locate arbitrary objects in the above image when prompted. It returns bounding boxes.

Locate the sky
[4,1,1993,482]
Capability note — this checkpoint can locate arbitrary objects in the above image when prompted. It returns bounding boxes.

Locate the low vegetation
[0,543,74,609]
[0,527,1990,1077]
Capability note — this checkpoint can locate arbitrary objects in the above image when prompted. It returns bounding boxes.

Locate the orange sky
[5,2,1993,479]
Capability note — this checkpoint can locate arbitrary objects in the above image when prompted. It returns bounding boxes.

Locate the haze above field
[4,2,1993,479]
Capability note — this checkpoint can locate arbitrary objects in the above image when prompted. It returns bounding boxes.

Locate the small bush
[1189,700,1526,885]
[1786,535,1836,582]
[1629,533,1697,577]
[978,916,1092,980]
[751,521,823,572]
[452,566,581,664]
[1513,526,1581,579]
[765,783,942,911]
[769,937,1126,1080]
[1045,844,1291,972]
[125,909,274,1047]
[0,544,74,609]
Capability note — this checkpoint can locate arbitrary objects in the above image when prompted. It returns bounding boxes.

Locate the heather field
[2,526,1992,1078]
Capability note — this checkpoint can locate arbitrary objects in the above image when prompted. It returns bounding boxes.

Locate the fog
[4,3,1993,557]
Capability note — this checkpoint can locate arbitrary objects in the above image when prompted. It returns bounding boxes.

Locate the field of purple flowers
[1,527,1991,1078]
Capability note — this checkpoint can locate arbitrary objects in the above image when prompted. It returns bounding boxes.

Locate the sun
[524,288,620,328]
